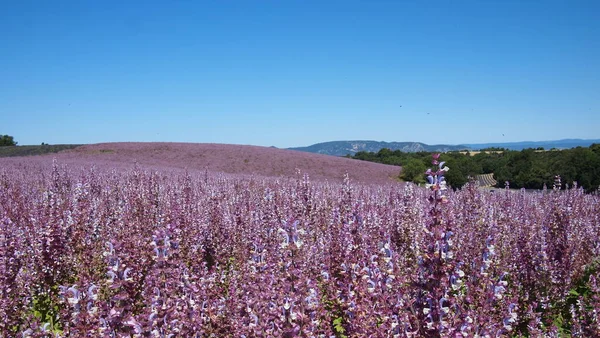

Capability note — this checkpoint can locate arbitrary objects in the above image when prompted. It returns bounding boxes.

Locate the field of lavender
[1,153,599,337]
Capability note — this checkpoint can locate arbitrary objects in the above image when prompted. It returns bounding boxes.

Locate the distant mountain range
[288,141,469,156]
[463,139,600,151]
[288,139,600,156]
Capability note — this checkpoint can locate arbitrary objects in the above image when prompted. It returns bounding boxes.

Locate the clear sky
[1,1,599,147]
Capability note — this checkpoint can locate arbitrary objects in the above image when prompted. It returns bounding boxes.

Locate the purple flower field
[14,142,402,185]
[0,145,599,337]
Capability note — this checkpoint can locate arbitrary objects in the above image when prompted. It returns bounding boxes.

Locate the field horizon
[0,142,402,185]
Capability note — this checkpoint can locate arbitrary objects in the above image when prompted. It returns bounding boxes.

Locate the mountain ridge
[464,138,600,151]
[288,139,600,156]
[288,141,469,156]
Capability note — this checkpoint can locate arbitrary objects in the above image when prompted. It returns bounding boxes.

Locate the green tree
[444,158,468,188]
[352,145,600,192]
[0,135,17,146]
[400,158,427,183]
[382,155,403,166]
[590,143,600,155]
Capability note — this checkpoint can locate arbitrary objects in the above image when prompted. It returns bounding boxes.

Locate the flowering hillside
[0,155,599,337]
[2,142,402,185]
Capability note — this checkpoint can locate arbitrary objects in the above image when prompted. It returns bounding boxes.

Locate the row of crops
[0,158,599,337]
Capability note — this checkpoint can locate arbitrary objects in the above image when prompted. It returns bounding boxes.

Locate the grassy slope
[0,145,82,158]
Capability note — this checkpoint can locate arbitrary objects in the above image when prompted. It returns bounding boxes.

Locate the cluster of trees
[351,145,600,192]
[0,135,17,146]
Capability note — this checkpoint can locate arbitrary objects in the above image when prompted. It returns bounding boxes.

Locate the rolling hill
[0,142,402,184]
[0,144,82,157]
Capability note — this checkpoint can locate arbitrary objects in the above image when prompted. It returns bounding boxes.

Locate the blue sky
[1,1,599,147]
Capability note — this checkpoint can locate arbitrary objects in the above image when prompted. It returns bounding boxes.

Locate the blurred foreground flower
[425,154,450,203]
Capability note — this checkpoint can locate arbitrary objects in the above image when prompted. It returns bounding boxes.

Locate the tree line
[0,135,17,146]
[350,145,600,192]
